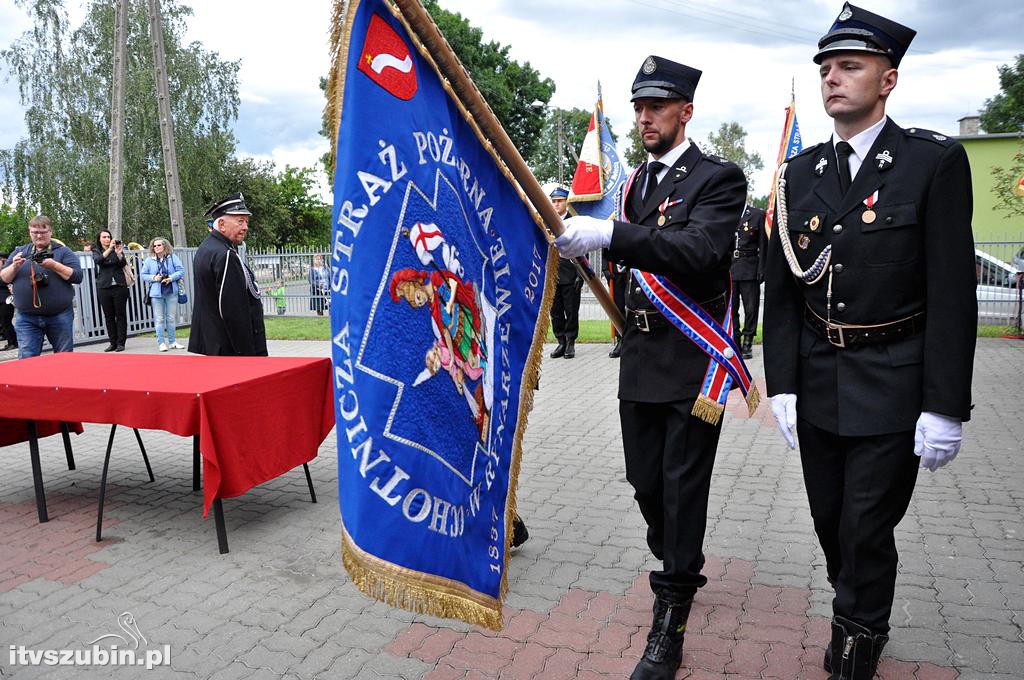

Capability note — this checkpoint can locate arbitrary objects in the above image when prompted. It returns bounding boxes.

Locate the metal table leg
[133,428,154,482]
[27,421,48,523]
[96,424,117,542]
[59,422,75,470]
[212,499,229,554]
[303,463,317,504]
[192,435,200,491]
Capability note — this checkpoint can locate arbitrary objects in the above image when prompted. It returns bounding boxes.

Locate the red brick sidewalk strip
[385,555,959,679]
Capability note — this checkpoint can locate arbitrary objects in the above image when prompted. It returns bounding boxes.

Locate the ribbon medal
[657,197,685,226]
[862,190,879,224]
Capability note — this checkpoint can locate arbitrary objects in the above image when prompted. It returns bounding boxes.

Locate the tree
[625,125,646,168]
[528,107,621,185]
[990,142,1024,219]
[273,166,331,248]
[980,54,1024,133]
[0,0,240,247]
[705,122,763,189]
[421,1,554,161]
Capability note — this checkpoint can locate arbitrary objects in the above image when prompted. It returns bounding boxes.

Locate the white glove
[554,216,613,258]
[914,411,962,471]
[770,393,798,449]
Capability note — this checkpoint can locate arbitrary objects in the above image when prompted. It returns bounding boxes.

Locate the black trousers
[730,279,760,342]
[97,285,129,347]
[550,282,581,343]
[0,300,15,345]
[620,399,723,601]
[797,418,919,633]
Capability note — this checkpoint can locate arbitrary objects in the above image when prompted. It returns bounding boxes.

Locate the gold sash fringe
[690,384,761,425]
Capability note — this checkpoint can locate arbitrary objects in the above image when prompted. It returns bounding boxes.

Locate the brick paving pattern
[0,337,1021,679]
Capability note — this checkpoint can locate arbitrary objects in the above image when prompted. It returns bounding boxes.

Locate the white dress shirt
[645,138,692,194]
[831,116,886,182]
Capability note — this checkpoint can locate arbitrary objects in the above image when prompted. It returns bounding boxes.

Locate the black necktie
[836,141,853,194]
[643,161,665,203]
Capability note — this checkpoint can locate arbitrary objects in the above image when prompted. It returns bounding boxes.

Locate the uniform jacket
[608,143,747,402]
[730,204,766,282]
[763,118,977,435]
[187,230,268,357]
[555,253,581,287]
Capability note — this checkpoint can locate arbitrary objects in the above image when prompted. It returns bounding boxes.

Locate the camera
[114,239,122,246]
[31,270,48,287]
[31,247,54,263]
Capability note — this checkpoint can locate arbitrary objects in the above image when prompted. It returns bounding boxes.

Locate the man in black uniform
[556,56,746,680]
[546,184,582,359]
[763,5,976,679]
[189,193,268,357]
[730,200,766,359]
[601,248,629,358]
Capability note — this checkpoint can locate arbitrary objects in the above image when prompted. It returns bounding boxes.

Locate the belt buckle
[633,310,651,333]
[826,323,846,348]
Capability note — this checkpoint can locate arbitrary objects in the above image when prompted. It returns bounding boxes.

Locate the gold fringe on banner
[330,0,561,631]
[745,385,761,418]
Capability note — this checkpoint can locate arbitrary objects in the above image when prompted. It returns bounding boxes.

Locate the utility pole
[148,0,186,246]
[556,109,564,184]
[106,0,129,240]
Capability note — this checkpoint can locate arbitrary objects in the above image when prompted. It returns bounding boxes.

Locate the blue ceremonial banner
[327,0,554,629]
[766,97,803,239]
[568,96,626,219]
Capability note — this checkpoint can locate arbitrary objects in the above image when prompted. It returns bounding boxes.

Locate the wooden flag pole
[391,0,625,335]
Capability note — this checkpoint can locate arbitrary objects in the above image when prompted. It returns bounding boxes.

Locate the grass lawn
[160,317,1018,343]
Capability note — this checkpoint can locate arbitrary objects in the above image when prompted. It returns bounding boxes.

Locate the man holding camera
[0,215,83,359]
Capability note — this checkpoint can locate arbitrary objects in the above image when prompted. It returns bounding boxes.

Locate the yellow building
[954,116,1024,245]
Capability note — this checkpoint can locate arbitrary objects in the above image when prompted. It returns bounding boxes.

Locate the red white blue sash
[619,164,760,425]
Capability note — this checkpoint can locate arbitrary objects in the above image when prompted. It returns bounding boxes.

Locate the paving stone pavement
[0,336,1021,679]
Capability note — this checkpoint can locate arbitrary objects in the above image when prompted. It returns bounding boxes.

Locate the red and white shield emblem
[357,14,418,101]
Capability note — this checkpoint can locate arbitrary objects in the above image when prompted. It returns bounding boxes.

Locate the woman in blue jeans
[141,237,185,351]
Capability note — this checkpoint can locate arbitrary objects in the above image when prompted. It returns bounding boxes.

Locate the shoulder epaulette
[788,143,825,161]
[904,127,956,146]
[702,153,730,166]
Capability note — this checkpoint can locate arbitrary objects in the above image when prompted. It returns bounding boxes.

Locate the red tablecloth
[0,354,334,515]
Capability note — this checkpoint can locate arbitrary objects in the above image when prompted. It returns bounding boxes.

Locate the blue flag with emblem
[326,0,554,630]
[567,90,626,219]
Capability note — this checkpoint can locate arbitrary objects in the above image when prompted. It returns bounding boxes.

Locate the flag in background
[568,89,626,219]
[765,93,803,239]
[327,0,554,630]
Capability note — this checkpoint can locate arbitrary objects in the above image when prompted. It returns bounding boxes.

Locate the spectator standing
[141,237,185,352]
[0,216,83,359]
[308,255,330,316]
[92,229,130,352]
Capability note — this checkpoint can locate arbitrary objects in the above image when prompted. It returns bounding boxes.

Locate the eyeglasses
[29,230,51,235]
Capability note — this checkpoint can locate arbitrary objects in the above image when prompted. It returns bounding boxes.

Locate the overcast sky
[2,0,1021,198]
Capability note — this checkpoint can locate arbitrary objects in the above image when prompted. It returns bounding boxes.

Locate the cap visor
[813,42,890,64]
[630,86,684,101]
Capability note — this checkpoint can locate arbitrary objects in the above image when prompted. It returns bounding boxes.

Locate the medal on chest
[862,190,879,224]
[657,197,685,226]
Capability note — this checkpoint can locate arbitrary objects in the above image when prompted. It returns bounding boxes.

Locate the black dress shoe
[609,339,622,358]
[0,343,16,352]
[549,343,566,359]
[103,344,117,352]
[511,515,529,548]
[114,345,126,352]
[563,341,575,359]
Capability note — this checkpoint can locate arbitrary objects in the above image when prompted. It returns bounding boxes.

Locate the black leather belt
[804,306,924,348]
[627,293,726,333]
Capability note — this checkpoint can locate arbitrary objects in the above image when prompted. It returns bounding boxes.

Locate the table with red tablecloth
[0,353,334,545]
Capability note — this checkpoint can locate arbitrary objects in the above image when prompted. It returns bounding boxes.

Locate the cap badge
[838,5,853,21]
[933,133,947,141]
[798,234,811,250]
[875,149,893,169]
[642,56,657,75]
[815,157,828,176]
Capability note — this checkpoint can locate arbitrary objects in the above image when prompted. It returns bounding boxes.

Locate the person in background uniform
[763,5,977,679]
[730,200,766,359]
[188,193,268,357]
[555,56,746,680]
[545,184,582,359]
[602,247,629,358]
[0,252,16,351]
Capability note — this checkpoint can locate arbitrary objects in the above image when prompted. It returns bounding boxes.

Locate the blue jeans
[15,307,75,359]
[151,295,178,345]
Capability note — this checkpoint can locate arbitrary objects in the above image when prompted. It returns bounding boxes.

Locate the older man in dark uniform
[556,56,746,680]
[189,193,268,357]
[730,200,766,359]
[763,5,976,679]
[546,184,582,359]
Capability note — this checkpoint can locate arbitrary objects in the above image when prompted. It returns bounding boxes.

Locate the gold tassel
[745,384,761,417]
[691,395,724,426]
